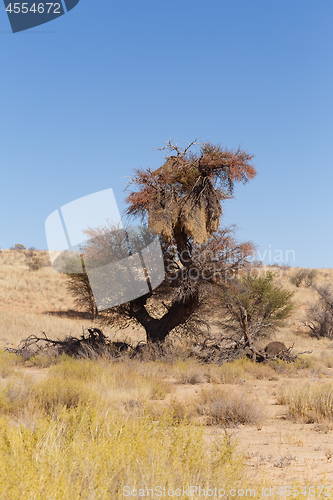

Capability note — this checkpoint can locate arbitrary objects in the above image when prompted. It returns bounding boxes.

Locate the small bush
[303,286,333,339]
[197,386,263,426]
[27,352,59,368]
[25,250,51,271]
[30,377,98,416]
[222,272,294,339]
[167,397,195,424]
[0,350,23,378]
[10,243,26,251]
[174,361,207,384]
[320,352,333,369]
[49,357,106,382]
[290,269,317,288]
[290,270,306,287]
[303,269,317,287]
[205,360,245,384]
[242,359,277,380]
[269,356,319,376]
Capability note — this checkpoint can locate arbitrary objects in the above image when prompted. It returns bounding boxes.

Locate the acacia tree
[94,140,257,343]
[220,272,294,342]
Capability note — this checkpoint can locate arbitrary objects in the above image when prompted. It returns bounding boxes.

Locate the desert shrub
[290,269,317,287]
[166,397,196,424]
[241,359,277,379]
[26,255,44,271]
[131,339,193,363]
[30,377,98,416]
[205,358,276,383]
[49,356,107,382]
[0,358,178,420]
[197,386,263,426]
[10,243,26,251]
[204,361,245,384]
[277,382,333,422]
[199,358,277,384]
[24,249,51,271]
[174,360,207,384]
[0,350,23,378]
[290,270,307,287]
[303,269,317,287]
[303,286,333,339]
[222,272,294,339]
[320,351,333,368]
[27,352,59,368]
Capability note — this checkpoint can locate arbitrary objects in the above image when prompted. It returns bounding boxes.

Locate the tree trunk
[130,292,199,343]
[240,305,252,347]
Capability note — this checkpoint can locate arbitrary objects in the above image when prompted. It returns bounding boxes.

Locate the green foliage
[223,272,294,339]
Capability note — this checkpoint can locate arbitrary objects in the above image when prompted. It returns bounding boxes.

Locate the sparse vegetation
[2,249,333,487]
[303,286,333,339]
[0,407,245,499]
[197,386,263,426]
[10,243,26,251]
[277,381,333,422]
[25,249,51,271]
[0,356,249,498]
[290,269,317,288]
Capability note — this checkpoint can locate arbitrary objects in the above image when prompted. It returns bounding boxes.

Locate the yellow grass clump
[277,381,333,422]
[197,386,263,427]
[0,355,248,499]
[0,407,246,500]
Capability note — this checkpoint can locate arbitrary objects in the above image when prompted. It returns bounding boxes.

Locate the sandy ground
[18,363,333,487]
[157,377,333,487]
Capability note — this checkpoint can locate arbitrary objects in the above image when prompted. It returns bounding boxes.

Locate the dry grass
[197,386,263,427]
[0,406,246,499]
[174,358,278,385]
[277,381,333,422]
[2,251,333,493]
[0,354,249,498]
[1,249,333,351]
[0,250,146,349]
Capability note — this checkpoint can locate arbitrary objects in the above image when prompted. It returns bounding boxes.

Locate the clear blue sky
[0,0,332,268]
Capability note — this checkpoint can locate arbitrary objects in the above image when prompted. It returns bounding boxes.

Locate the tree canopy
[94,140,258,343]
[66,140,258,343]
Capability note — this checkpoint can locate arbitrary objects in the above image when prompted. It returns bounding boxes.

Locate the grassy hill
[0,248,333,351]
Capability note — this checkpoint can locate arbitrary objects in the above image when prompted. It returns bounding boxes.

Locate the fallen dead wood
[190,338,300,364]
[6,328,305,364]
[6,328,134,359]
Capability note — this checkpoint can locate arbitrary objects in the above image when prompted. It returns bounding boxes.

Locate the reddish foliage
[126,142,256,218]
